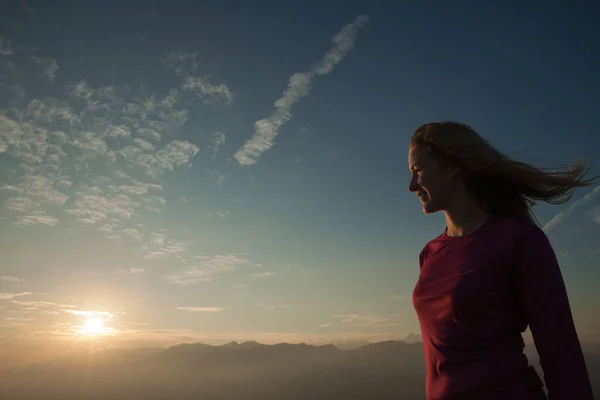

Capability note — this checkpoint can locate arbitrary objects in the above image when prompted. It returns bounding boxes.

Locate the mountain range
[1,340,598,399]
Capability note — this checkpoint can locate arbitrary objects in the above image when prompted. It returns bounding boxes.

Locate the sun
[78,316,112,337]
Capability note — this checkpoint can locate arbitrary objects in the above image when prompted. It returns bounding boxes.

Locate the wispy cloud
[30,56,59,83]
[250,270,286,279]
[143,239,191,259]
[14,214,59,227]
[250,265,289,279]
[4,317,34,322]
[543,185,600,233]
[161,50,199,76]
[318,323,334,328]
[1,42,229,245]
[121,140,199,179]
[1,276,25,282]
[0,292,35,300]
[66,186,139,225]
[234,15,369,166]
[65,310,112,317]
[12,300,76,308]
[254,303,293,311]
[167,254,261,285]
[176,306,229,312]
[322,313,403,328]
[211,131,225,160]
[123,227,144,242]
[182,76,233,106]
[118,268,145,274]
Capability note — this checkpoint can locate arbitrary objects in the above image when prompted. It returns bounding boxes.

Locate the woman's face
[407,145,456,214]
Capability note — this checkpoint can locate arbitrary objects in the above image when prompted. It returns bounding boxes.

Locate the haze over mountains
[2,339,599,400]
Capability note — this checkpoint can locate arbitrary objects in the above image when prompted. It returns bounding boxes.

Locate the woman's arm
[512,222,594,400]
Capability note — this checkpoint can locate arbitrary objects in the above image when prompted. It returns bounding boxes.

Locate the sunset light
[77,316,113,337]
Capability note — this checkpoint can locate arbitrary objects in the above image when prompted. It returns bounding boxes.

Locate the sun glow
[77,315,114,337]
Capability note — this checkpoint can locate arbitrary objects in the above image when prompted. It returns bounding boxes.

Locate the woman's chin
[421,201,438,214]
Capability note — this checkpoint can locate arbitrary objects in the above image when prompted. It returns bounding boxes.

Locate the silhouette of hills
[0,339,598,400]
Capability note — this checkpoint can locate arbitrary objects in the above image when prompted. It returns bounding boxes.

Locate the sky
[0,0,599,349]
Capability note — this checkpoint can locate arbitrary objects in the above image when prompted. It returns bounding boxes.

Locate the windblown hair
[410,121,599,224]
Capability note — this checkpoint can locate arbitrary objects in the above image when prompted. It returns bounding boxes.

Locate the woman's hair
[410,121,599,224]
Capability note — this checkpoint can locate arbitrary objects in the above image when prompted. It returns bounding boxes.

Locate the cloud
[121,140,199,179]
[0,114,73,166]
[167,254,261,285]
[133,138,155,151]
[1,276,25,282]
[1,48,215,235]
[66,186,139,224]
[318,323,334,328]
[543,185,600,233]
[26,98,81,125]
[0,36,14,56]
[211,131,225,160]
[138,128,162,143]
[65,310,112,317]
[212,170,226,187]
[234,14,369,166]
[176,306,229,312]
[4,317,34,322]
[70,80,94,99]
[0,38,248,291]
[250,270,286,279]
[254,304,293,311]
[161,50,199,76]
[325,313,403,328]
[14,214,59,227]
[182,76,233,106]
[30,56,59,83]
[118,268,145,274]
[143,236,191,259]
[0,292,35,300]
[250,265,289,279]
[123,227,144,242]
[11,300,76,308]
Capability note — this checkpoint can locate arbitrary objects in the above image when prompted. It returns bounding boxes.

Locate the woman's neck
[443,195,491,237]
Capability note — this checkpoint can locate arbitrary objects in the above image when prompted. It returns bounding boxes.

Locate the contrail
[234,15,369,166]
[543,185,600,233]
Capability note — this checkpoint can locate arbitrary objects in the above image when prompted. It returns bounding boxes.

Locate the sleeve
[512,223,594,400]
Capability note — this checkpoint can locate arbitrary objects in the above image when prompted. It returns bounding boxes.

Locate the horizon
[1,0,600,364]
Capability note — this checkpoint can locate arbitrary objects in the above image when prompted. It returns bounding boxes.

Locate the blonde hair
[410,121,599,224]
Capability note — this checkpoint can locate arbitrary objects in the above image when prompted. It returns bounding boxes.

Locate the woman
[408,121,596,400]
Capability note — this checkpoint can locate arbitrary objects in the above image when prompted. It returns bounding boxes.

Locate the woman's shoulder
[488,215,551,253]
[491,215,546,237]
[418,232,445,267]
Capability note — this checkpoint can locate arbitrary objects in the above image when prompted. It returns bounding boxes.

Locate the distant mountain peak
[405,333,423,344]
[240,340,264,347]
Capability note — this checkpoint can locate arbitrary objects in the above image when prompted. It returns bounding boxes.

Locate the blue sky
[0,0,599,348]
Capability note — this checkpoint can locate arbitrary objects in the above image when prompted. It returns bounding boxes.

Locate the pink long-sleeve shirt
[412,215,594,400]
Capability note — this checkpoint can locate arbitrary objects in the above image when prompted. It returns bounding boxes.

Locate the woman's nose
[408,177,419,192]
